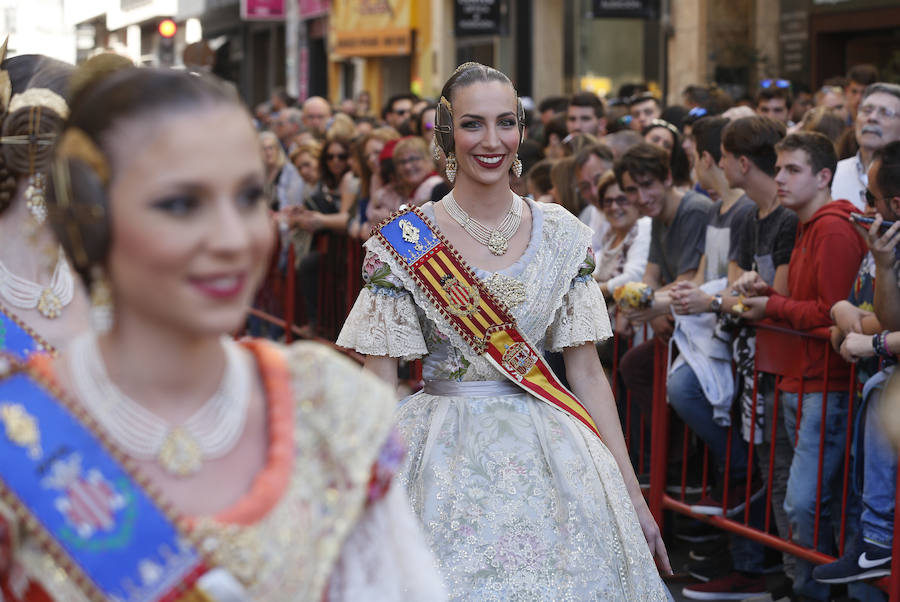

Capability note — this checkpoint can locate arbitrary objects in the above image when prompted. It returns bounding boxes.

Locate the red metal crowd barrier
[623,323,900,599]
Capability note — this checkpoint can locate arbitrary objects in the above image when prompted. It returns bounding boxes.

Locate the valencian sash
[0,365,215,602]
[374,207,603,441]
[0,304,50,362]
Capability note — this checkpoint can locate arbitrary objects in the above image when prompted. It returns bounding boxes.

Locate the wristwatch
[710,294,723,313]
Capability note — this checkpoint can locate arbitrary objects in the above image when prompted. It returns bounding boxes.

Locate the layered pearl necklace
[0,247,74,318]
[69,333,251,478]
[444,192,523,255]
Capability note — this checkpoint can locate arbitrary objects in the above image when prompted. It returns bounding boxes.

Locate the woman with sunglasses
[0,64,443,601]
[339,62,669,600]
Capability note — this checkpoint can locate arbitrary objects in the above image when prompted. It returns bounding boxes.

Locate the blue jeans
[668,362,765,573]
[861,369,897,547]
[783,390,879,601]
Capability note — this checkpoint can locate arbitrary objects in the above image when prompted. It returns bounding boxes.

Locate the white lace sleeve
[546,250,613,351]
[336,249,428,360]
[326,484,447,601]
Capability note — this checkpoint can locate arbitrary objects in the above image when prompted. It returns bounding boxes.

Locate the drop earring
[89,266,114,333]
[445,152,457,184]
[512,155,523,178]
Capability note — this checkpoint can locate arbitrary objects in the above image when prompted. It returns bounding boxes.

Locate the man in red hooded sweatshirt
[737,132,869,601]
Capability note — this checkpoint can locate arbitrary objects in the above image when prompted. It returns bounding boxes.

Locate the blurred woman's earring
[431,139,442,162]
[445,153,457,183]
[512,155,523,178]
[24,173,47,225]
[90,266,113,333]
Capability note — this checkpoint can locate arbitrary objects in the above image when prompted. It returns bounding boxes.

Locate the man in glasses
[815,143,900,590]
[755,81,792,126]
[832,83,900,212]
[382,93,417,131]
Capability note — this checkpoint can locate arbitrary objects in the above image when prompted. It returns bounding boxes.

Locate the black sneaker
[812,538,892,583]
[690,476,766,517]
[685,551,733,582]
[675,519,724,543]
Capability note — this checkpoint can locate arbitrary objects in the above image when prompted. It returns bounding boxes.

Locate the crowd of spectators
[252,65,900,600]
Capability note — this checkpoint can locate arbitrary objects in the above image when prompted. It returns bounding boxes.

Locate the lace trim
[546,279,613,352]
[337,286,428,360]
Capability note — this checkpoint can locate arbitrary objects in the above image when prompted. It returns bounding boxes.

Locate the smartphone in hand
[850,212,897,232]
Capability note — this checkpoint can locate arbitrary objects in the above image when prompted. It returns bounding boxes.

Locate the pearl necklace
[69,333,251,478]
[0,248,74,319]
[443,192,523,255]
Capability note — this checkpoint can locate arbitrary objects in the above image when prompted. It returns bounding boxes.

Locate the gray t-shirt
[703,194,756,282]
[648,190,713,285]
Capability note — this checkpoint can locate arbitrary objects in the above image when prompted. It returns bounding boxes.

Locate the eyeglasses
[395,155,423,166]
[601,195,630,209]
[865,188,885,208]
[859,104,900,120]
[326,152,349,161]
[760,78,791,89]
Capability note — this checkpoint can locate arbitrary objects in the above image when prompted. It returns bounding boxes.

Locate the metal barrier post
[284,243,295,343]
[648,337,669,526]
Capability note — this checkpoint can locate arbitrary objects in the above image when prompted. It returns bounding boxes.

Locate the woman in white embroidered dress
[338,63,671,600]
[1,63,444,602]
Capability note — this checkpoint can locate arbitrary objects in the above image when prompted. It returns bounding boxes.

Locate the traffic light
[158,19,176,66]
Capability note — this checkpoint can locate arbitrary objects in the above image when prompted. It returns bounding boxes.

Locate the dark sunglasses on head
[760,78,791,90]
[327,152,349,161]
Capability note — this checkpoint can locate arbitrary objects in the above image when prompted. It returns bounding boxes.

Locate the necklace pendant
[37,288,62,319]
[158,427,203,477]
[488,230,508,255]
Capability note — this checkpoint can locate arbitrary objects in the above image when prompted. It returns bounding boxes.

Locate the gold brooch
[1,403,42,459]
[486,274,526,308]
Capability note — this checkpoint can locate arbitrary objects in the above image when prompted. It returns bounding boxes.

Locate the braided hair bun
[0,55,72,214]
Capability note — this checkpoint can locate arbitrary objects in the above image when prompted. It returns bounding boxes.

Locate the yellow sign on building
[331,0,412,57]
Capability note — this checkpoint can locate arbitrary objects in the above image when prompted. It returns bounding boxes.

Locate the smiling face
[323,140,349,179]
[620,170,667,218]
[601,181,640,232]
[395,149,429,188]
[104,104,274,337]
[294,150,319,184]
[451,80,521,188]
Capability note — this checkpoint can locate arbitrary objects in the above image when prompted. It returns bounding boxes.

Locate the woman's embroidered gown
[338,198,667,601]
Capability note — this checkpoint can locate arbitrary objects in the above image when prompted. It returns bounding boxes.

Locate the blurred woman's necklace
[444,192,523,255]
[0,247,74,318]
[70,334,251,478]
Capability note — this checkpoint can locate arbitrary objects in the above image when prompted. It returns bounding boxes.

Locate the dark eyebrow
[459,112,516,120]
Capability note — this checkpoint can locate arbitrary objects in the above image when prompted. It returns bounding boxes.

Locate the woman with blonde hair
[392,136,445,205]
[260,130,304,210]
[549,155,581,216]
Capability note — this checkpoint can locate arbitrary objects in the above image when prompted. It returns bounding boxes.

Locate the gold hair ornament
[49,157,105,269]
[0,37,10,112]
[8,88,69,120]
[56,128,110,186]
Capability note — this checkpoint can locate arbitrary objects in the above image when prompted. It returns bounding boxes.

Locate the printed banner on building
[300,0,331,18]
[331,0,412,57]
[455,0,504,36]
[242,0,286,20]
[592,0,659,19]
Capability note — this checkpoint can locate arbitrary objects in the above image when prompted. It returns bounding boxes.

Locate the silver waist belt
[423,380,523,397]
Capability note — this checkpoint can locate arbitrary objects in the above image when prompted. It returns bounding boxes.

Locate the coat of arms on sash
[440,275,480,317]
[501,342,537,378]
[41,453,128,540]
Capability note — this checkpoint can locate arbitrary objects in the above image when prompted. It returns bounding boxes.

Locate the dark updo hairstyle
[0,54,73,214]
[433,62,525,156]
[47,64,242,288]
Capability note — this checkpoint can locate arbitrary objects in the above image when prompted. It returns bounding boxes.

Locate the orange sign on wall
[331,0,412,57]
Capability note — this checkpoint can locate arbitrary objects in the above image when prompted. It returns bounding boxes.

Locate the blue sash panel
[378,211,440,265]
[0,371,205,602]
[0,306,44,362]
